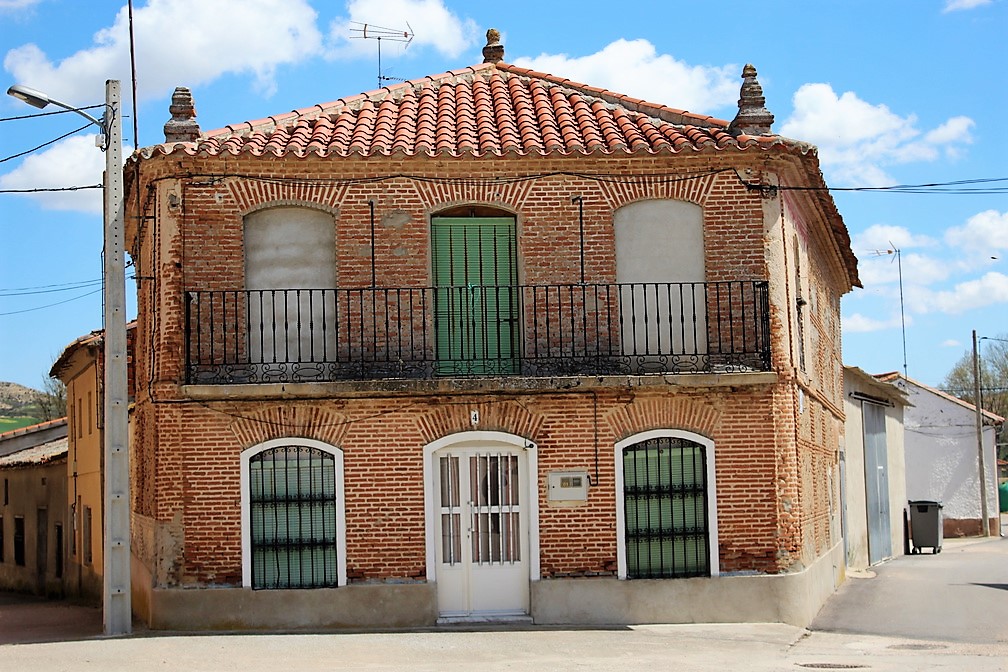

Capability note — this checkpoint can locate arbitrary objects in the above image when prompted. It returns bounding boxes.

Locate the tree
[35,375,67,422]
[941,334,1008,462]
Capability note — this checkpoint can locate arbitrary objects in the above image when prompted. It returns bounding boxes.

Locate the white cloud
[511,39,739,115]
[857,251,952,287]
[851,223,937,254]
[779,83,974,187]
[4,0,323,103]
[941,339,962,348]
[0,0,40,10]
[917,272,1008,313]
[943,0,993,12]
[326,0,479,61]
[0,135,105,213]
[843,312,908,333]
[945,210,1008,254]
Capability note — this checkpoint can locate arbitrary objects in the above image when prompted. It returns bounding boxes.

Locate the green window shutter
[249,445,338,589]
[623,437,709,578]
[431,217,518,375]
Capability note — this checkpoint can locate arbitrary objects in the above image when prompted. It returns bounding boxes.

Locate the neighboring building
[0,420,68,596]
[122,31,860,629]
[49,322,138,604]
[0,418,68,458]
[878,373,1003,537]
[841,367,908,570]
[50,330,105,603]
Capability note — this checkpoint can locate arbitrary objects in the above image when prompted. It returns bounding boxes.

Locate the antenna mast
[349,22,415,88]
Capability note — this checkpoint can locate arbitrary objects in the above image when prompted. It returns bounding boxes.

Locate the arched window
[615,430,718,579]
[613,200,706,360]
[244,207,337,371]
[430,209,518,375]
[240,438,346,589]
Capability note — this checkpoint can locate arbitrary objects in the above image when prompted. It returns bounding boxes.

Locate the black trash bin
[908,500,943,554]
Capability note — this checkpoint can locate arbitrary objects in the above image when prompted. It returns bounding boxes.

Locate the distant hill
[0,381,44,433]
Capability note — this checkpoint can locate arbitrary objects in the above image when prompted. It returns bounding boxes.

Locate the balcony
[184,281,771,385]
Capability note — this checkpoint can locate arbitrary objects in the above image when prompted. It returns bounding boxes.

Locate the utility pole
[7,78,132,634]
[972,330,990,537]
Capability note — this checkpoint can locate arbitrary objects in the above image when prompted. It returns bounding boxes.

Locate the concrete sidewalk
[0,617,1005,672]
[2,533,1007,671]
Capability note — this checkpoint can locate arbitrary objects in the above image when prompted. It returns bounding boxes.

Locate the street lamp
[7,80,131,635]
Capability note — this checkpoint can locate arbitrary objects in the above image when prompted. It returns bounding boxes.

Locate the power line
[0,185,102,194]
[0,122,94,164]
[0,278,104,292]
[0,104,104,123]
[160,169,1008,196]
[0,287,102,316]
[0,279,103,297]
[740,174,1008,195]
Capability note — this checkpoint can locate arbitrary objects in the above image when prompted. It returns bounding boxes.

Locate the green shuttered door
[431,217,518,375]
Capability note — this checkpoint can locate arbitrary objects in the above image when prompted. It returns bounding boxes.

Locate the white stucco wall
[841,369,907,570]
[900,378,999,527]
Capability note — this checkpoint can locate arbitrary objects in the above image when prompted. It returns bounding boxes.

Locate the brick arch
[226,403,350,449]
[596,171,718,212]
[226,178,348,216]
[411,177,536,214]
[604,394,720,443]
[413,398,544,446]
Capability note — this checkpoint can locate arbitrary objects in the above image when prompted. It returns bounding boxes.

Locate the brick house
[123,31,860,629]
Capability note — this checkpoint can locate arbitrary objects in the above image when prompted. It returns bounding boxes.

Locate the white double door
[433,444,530,618]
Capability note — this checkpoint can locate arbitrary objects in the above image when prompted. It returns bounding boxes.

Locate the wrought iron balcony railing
[184,281,770,385]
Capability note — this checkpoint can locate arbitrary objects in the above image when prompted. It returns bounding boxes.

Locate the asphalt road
[1,530,1007,671]
[811,533,1008,645]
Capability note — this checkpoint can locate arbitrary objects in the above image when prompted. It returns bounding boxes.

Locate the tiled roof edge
[0,417,68,442]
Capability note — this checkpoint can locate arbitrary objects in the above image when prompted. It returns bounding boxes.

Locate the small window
[3,478,7,506]
[14,516,25,566]
[620,436,710,578]
[83,506,93,565]
[247,443,341,589]
[87,391,93,435]
[54,523,64,579]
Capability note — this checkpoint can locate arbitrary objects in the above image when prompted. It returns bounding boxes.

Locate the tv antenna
[870,242,908,378]
[349,21,415,88]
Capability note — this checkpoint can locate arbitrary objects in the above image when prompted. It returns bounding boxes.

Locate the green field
[0,416,41,434]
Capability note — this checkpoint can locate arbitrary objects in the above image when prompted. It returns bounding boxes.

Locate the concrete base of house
[144,582,438,631]
[135,543,845,631]
[532,542,845,628]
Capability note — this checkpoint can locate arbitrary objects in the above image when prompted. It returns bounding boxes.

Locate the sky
[1,0,1006,391]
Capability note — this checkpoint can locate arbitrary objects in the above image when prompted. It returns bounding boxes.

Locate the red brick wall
[139,387,794,586]
[125,149,847,585]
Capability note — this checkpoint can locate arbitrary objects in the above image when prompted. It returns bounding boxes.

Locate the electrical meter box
[547,470,589,503]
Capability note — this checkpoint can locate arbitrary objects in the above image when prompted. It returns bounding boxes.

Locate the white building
[878,373,1002,537]
[842,367,908,569]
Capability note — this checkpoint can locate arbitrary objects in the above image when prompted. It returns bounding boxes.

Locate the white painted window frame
[239,437,347,588]
[423,431,540,583]
[614,429,719,579]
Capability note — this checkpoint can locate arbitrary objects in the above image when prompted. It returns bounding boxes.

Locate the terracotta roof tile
[140,61,804,160]
[0,436,67,468]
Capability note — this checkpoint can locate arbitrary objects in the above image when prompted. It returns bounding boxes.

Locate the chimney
[163,86,200,143]
[482,28,504,64]
[728,64,774,136]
